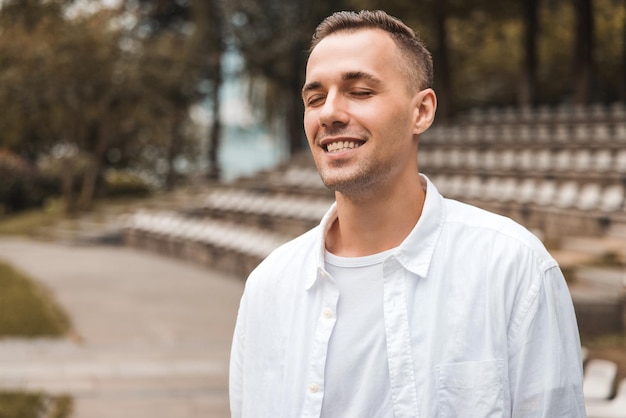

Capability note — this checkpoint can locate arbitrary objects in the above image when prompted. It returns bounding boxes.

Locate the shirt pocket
[435,359,504,418]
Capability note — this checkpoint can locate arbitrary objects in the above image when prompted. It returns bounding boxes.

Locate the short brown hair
[309,10,433,91]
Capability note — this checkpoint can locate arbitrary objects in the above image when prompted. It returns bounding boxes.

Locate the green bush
[36,151,90,198]
[0,150,50,214]
[104,169,153,198]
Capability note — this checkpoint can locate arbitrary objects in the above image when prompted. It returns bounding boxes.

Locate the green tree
[0,0,220,212]
[573,0,595,104]
[520,0,540,107]
[126,0,227,181]
[0,1,127,212]
[623,0,626,100]
[192,0,226,180]
[223,0,351,156]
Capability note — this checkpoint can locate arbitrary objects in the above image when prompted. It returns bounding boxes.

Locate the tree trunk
[165,125,182,191]
[520,0,539,107]
[61,158,76,216]
[287,39,307,156]
[622,0,626,101]
[433,0,452,120]
[77,154,100,212]
[207,44,224,180]
[287,88,305,156]
[77,117,111,211]
[573,0,594,104]
[206,0,224,180]
[207,65,223,180]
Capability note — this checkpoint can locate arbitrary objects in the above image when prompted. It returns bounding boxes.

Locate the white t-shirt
[321,249,396,417]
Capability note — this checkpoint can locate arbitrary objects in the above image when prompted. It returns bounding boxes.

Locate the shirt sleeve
[507,264,586,417]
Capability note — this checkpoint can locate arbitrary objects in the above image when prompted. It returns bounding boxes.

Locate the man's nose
[319,91,349,127]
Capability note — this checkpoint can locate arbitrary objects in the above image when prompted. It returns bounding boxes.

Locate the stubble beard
[317,154,395,199]
[319,165,369,195]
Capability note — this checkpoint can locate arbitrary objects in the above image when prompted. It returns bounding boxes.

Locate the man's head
[302,10,436,197]
[309,10,433,93]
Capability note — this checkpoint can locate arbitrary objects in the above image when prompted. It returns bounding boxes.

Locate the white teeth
[326,141,362,153]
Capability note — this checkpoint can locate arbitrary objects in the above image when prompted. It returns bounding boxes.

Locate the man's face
[302,29,424,197]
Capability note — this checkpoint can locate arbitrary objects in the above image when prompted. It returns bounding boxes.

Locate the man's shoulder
[442,197,551,259]
[444,197,524,230]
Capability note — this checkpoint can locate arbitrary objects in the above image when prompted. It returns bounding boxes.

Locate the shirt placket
[383,257,420,418]
[302,267,339,418]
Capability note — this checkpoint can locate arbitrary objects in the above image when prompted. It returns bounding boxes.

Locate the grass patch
[0,199,65,237]
[0,194,156,238]
[0,262,73,417]
[0,392,72,418]
[0,261,70,338]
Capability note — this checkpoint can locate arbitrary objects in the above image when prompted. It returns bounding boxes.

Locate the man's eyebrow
[302,81,322,96]
[342,71,382,84]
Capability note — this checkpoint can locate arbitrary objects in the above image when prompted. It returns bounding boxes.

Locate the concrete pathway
[0,238,244,418]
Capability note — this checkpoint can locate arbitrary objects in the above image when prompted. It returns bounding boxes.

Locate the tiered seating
[233,157,331,197]
[124,210,293,278]
[420,147,626,177]
[421,103,626,341]
[429,175,624,213]
[587,378,626,417]
[585,359,620,402]
[198,188,333,237]
[121,103,626,279]
[419,102,626,239]
[122,156,334,279]
[583,355,626,418]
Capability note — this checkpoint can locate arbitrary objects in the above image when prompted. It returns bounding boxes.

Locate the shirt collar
[305,201,338,290]
[305,174,444,290]
[393,174,445,278]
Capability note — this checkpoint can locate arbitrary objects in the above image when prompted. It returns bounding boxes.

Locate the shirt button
[308,383,319,393]
[322,308,333,319]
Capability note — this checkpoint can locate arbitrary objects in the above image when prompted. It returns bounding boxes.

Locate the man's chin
[320,172,369,195]
[319,174,342,191]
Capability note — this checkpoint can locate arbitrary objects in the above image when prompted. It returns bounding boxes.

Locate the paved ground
[0,237,245,418]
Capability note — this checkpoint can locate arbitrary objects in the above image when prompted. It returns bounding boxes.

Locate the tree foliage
[0,0,224,214]
[225,0,625,147]
[0,0,624,214]
[126,0,227,180]
[222,0,352,154]
[0,1,128,213]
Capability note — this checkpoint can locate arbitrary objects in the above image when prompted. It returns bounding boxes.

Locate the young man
[230,10,586,417]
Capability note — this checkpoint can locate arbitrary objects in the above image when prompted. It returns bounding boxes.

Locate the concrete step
[123,210,292,279]
[569,272,626,336]
[559,235,626,262]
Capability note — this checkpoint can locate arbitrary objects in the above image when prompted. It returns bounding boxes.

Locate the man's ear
[413,88,437,135]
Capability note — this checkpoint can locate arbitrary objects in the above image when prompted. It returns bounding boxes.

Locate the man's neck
[325,175,426,257]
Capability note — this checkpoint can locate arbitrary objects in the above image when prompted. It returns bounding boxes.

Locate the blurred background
[1,0,626,417]
[1,0,623,212]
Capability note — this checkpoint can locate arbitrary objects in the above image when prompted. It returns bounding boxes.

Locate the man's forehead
[309,28,396,56]
[306,29,397,77]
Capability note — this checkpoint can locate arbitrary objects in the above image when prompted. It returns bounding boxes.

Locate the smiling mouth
[325,140,365,153]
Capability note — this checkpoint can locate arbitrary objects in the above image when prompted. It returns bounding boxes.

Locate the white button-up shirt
[229,176,586,417]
